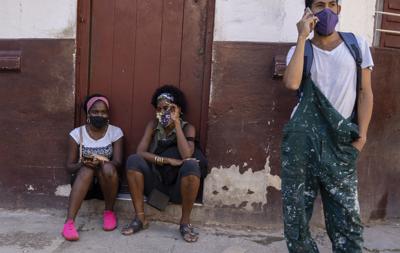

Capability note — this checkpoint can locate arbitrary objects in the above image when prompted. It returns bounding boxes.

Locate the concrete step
[77,194,276,231]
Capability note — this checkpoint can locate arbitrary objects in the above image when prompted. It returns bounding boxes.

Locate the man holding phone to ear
[281,0,373,252]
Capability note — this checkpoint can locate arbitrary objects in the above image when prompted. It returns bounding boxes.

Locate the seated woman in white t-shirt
[62,94,124,241]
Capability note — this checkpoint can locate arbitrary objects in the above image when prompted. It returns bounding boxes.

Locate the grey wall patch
[203,156,281,211]
[55,184,71,197]
[25,184,35,192]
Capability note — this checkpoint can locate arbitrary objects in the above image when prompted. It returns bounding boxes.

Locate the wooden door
[380,0,400,49]
[76,0,214,157]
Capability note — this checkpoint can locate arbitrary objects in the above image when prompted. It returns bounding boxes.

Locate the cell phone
[305,7,317,30]
[305,7,313,16]
[91,154,109,162]
[82,156,94,163]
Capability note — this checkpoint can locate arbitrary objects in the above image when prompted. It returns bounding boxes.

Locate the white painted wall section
[0,0,77,39]
[339,0,377,45]
[215,0,377,45]
[214,0,303,43]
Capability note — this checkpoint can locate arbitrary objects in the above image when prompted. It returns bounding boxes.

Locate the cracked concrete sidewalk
[0,209,399,253]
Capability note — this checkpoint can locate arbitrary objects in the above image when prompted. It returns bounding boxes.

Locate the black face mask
[89,116,109,129]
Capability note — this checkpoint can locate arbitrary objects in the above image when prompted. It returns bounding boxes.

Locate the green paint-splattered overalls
[281,78,363,253]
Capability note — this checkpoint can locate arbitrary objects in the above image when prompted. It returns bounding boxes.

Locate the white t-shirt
[69,124,123,159]
[286,34,374,118]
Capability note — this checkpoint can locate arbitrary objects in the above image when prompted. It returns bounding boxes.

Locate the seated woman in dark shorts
[121,85,206,243]
[62,94,123,241]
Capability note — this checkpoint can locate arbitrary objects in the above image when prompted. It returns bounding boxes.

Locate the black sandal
[179,224,199,243]
[121,216,149,236]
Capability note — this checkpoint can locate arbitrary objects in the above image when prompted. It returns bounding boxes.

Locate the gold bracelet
[155,156,163,166]
[154,155,164,166]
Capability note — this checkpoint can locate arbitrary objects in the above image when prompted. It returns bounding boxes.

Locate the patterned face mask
[156,109,172,128]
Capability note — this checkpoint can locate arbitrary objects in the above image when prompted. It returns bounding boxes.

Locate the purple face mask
[315,8,339,36]
[156,110,172,128]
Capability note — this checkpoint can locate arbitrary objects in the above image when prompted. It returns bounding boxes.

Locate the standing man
[282,0,374,252]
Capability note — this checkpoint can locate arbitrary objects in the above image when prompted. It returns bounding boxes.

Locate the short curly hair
[151,85,187,113]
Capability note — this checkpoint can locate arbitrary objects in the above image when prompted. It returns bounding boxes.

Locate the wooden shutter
[380,0,400,49]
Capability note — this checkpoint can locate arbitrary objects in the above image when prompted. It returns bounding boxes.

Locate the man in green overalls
[282,0,374,252]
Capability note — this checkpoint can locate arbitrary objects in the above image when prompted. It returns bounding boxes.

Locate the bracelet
[154,156,165,166]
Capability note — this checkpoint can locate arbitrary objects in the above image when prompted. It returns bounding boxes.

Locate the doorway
[75,0,215,195]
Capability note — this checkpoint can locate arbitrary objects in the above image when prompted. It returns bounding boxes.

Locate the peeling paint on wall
[55,184,71,197]
[204,156,281,211]
[264,156,282,192]
[25,184,35,191]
